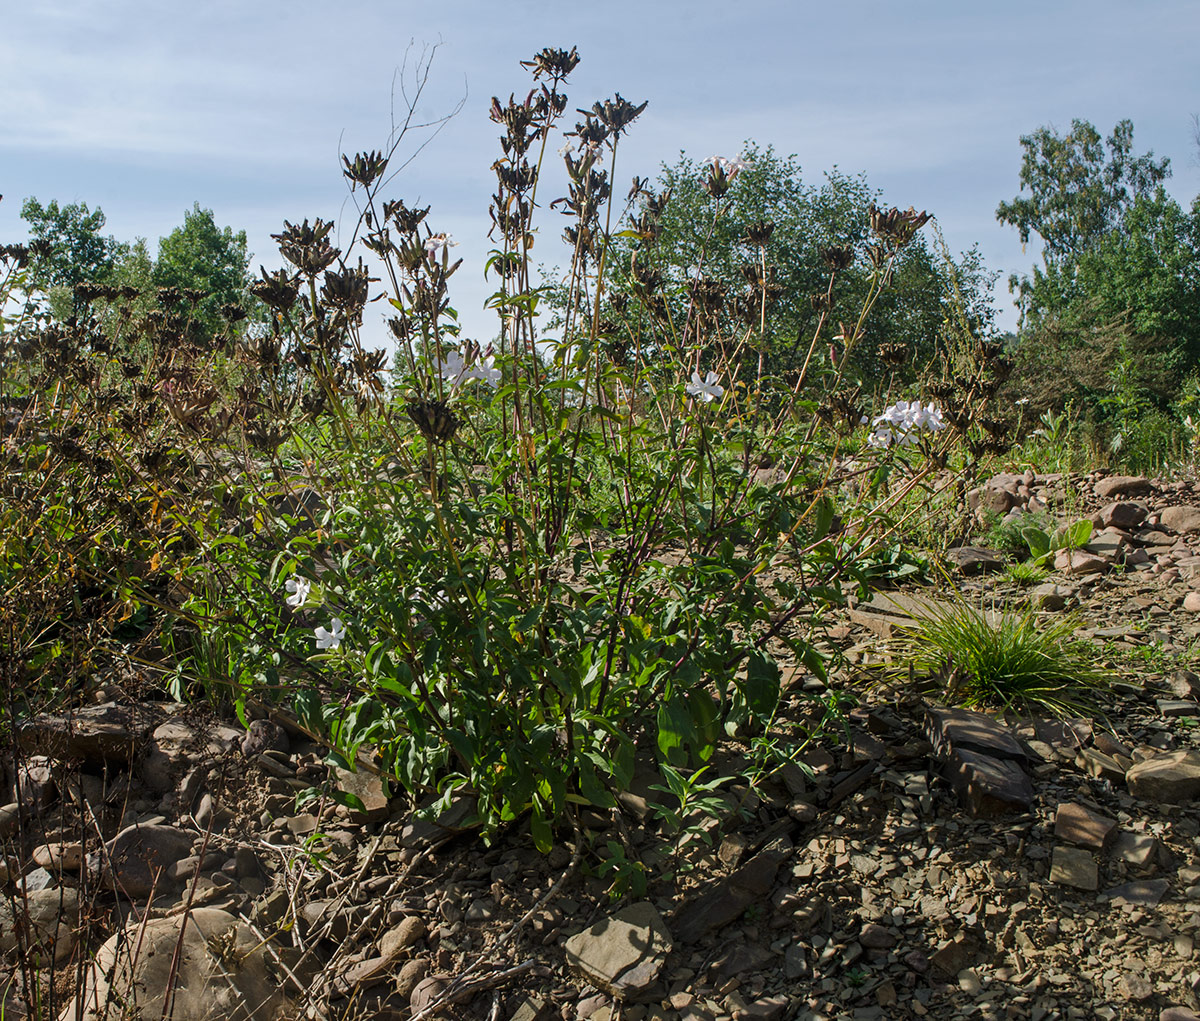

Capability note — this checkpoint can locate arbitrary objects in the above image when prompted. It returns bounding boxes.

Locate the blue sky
[3,0,1198,343]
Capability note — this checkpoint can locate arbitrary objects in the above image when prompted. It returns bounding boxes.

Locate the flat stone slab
[1050,845,1099,891]
[564,901,673,998]
[1094,475,1153,499]
[1103,879,1170,907]
[1054,802,1117,850]
[926,708,1027,765]
[672,834,792,941]
[17,703,158,764]
[1127,750,1200,803]
[944,546,1005,575]
[1111,831,1159,867]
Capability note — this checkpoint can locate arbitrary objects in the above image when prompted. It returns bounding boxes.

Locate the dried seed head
[342,150,389,190]
[251,267,300,314]
[868,205,931,248]
[820,245,854,272]
[743,221,776,247]
[521,47,581,80]
[406,398,460,443]
[273,219,339,276]
[879,342,908,367]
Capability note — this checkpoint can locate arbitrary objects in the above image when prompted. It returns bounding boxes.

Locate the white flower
[475,351,502,388]
[439,347,501,390]
[705,155,751,179]
[314,618,345,650]
[284,577,311,609]
[866,399,945,447]
[439,349,471,387]
[424,233,456,258]
[686,370,725,403]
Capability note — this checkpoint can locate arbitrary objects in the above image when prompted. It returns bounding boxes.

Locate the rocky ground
[3,470,1200,1021]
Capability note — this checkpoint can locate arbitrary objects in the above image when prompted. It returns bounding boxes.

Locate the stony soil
[3,470,1200,1021]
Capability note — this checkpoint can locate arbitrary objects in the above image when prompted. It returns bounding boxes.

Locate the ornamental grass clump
[896,600,1112,717]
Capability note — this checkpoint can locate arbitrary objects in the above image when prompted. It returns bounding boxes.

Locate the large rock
[1161,506,1200,534]
[926,708,1027,765]
[61,908,288,1021]
[926,709,1033,817]
[944,546,1005,576]
[943,749,1035,817]
[141,721,210,793]
[1094,475,1153,499]
[1127,750,1200,802]
[1098,501,1148,530]
[18,703,157,764]
[0,887,79,964]
[92,823,195,900]
[565,901,673,998]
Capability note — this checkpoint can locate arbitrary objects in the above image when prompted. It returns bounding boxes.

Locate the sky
[3,0,1198,345]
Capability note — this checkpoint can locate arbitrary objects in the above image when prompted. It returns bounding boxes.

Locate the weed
[1004,560,1048,587]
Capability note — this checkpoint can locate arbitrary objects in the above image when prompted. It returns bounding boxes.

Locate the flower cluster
[686,370,725,404]
[865,400,946,448]
[440,347,502,390]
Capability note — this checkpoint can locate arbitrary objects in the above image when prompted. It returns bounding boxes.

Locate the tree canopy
[592,144,997,390]
[21,198,123,291]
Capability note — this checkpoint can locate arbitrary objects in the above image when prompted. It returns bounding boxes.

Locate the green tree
[597,144,994,389]
[996,118,1171,325]
[999,119,1200,416]
[20,197,127,318]
[154,203,253,335]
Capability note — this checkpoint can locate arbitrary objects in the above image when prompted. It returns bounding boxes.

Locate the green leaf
[744,650,781,719]
[656,695,693,766]
[530,801,553,854]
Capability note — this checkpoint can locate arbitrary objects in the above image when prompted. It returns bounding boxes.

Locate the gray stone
[94,822,195,900]
[241,719,289,758]
[1127,750,1200,802]
[1031,583,1069,610]
[1112,831,1159,867]
[1104,879,1170,906]
[60,908,287,1021]
[1050,845,1099,890]
[1078,747,1129,784]
[564,901,673,998]
[673,834,792,941]
[141,720,205,793]
[18,702,155,764]
[0,887,79,964]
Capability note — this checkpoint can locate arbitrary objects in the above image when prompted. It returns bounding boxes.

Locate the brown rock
[943,749,1034,818]
[1054,802,1117,850]
[1095,475,1153,499]
[565,901,673,997]
[1127,750,1200,802]
[1161,506,1200,533]
[1050,845,1098,890]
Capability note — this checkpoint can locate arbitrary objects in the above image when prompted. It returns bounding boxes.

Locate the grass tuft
[897,598,1111,717]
